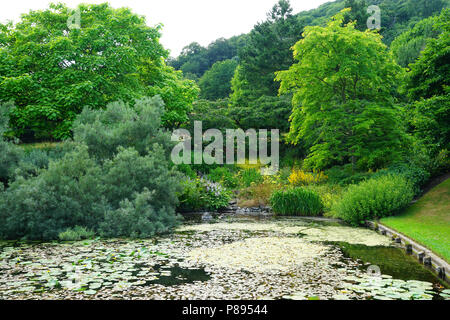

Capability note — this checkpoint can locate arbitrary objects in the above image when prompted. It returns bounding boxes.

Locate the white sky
[0,0,332,57]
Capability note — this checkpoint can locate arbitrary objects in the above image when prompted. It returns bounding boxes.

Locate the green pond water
[0,217,448,300]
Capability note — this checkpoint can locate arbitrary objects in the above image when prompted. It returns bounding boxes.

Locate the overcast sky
[0,0,332,57]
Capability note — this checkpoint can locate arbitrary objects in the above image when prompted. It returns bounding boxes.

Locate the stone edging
[366,221,449,284]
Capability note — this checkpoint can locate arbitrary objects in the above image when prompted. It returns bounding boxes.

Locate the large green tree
[276,9,407,170]
[405,9,449,100]
[343,0,369,31]
[0,3,198,140]
[390,15,440,68]
[230,0,304,104]
[198,59,238,100]
[169,35,246,80]
[404,9,450,154]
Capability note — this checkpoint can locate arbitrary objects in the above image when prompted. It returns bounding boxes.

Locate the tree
[228,95,292,132]
[377,0,446,45]
[405,9,449,100]
[176,42,209,77]
[390,15,440,68]
[198,59,238,100]
[0,102,23,184]
[182,99,237,134]
[276,9,407,170]
[0,3,198,140]
[169,35,246,79]
[230,0,304,104]
[404,10,450,155]
[406,95,450,153]
[343,0,369,31]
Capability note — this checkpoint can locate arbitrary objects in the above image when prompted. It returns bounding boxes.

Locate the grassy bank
[381,178,450,263]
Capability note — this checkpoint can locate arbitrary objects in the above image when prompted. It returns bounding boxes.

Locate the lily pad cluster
[337,275,444,300]
[0,218,447,300]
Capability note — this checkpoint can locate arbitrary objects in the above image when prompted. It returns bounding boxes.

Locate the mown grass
[381,178,450,263]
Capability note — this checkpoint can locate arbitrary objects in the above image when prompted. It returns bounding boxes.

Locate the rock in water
[201,212,213,222]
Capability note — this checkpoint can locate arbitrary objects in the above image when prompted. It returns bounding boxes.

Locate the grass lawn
[381,178,450,263]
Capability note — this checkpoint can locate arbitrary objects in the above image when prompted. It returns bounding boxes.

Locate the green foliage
[406,94,450,154]
[230,0,304,104]
[390,15,440,67]
[100,188,181,239]
[182,99,237,134]
[101,146,181,210]
[326,165,373,186]
[0,3,197,140]
[178,177,231,212]
[0,141,22,184]
[376,0,447,45]
[176,164,197,179]
[169,36,246,79]
[0,146,106,240]
[238,168,264,188]
[0,102,23,184]
[0,144,181,240]
[58,226,95,241]
[270,187,323,216]
[372,162,431,195]
[333,174,414,225]
[277,10,407,170]
[405,9,450,100]
[73,96,172,160]
[343,0,370,31]
[228,95,292,132]
[207,167,239,189]
[199,59,238,100]
[0,97,182,240]
[144,64,200,128]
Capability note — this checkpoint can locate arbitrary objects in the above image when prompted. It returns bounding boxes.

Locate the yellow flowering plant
[288,169,328,186]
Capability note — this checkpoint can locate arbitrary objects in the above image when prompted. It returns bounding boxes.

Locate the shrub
[100,189,181,239]
[208,167,239,189]
[72,96,172,160]
[58,226,95,241]
[178,177,231,212]
[270,188,323,216]
[238,168,264,188]
[101,146,181,210]
[326,165,373,186]
[333,174,414,226]
[238,180,281,207]
[176,164,197,179]
[288,169,328,186]
[0,102,23,184]
[0,97,183,240]
[0,140,23,184]
[305,184,345,215]
[372,162,430,196]
[0,146,107,240]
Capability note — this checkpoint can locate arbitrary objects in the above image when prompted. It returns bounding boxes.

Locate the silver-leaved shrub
[0,97,182,240]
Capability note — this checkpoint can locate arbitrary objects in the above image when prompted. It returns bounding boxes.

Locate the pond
[0,217,448,300]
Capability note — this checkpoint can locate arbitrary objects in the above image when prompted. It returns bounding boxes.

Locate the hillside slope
[381,177,450,262]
